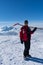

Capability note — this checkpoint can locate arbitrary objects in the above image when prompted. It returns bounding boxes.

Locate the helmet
[24,20,28,24]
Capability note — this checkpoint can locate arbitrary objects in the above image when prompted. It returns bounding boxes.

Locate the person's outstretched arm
[30,27,37,34]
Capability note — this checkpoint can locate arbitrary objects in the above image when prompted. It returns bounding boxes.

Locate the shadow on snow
[25,56,43,64]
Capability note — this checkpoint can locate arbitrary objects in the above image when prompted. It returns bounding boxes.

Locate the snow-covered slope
[0,25,43,65]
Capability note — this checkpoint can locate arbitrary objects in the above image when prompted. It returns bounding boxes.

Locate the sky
[0,0,43,23]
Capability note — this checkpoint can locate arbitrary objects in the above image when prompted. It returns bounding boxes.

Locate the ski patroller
[13,23,43,30]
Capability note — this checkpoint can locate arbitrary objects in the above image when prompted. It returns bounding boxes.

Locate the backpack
[20,26,29,42]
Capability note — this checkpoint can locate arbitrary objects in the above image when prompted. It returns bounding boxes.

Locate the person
[20,20,37,58]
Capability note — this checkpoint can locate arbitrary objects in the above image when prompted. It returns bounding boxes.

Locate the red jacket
[20,25,34,42]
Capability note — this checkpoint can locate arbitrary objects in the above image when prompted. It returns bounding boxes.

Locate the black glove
[35,27,37,30]
[32,27,37,33]
[20,39,23,44]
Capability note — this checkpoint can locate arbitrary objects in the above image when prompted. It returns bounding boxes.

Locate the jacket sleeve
[20,30,23,40]
[20,28,23,44]
[30,27,37,34]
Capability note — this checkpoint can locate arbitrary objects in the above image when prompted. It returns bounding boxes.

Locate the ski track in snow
[0,30,43,65]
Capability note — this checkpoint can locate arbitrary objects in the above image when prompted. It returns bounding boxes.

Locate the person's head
[24,20,28,26]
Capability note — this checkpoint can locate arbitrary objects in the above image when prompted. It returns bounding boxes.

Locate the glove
[32,27,37,33]
[20,39,23,44]
[35,27,37,30]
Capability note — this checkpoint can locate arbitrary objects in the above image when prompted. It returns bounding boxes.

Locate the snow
[0,24,43,65]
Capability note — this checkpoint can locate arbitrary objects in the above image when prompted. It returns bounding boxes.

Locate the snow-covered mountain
[0,26,19,35]
[0,24,43,65]
[2,26,14,31]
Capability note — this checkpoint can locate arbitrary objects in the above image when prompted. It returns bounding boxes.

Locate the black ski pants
[23,40,31,57]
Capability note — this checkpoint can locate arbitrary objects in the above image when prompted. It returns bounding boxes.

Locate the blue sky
[0,0,43,23]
